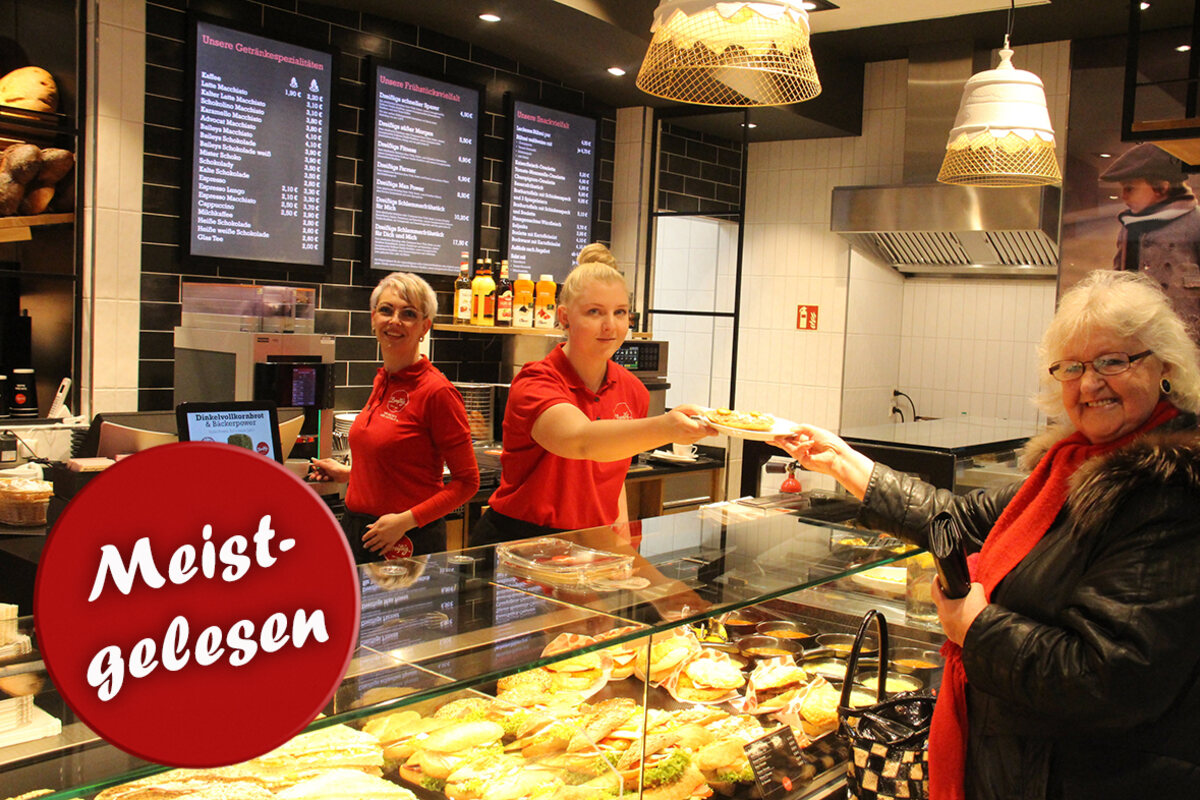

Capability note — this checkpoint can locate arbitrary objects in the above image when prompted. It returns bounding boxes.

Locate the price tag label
[35,443,359,767]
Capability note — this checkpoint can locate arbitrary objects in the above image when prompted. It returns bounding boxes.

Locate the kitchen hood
[830,183,1062,278]
[829,42,1062,278]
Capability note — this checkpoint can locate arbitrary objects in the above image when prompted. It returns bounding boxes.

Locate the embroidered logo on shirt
[381,389,410,421]
[613,402,633,420]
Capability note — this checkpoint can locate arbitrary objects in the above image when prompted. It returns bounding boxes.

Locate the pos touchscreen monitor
[176,401,283,463]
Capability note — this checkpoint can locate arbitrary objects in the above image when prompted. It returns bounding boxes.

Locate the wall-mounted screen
[188,19,333,267]
[506,100,598,281]
[368,65,481,275]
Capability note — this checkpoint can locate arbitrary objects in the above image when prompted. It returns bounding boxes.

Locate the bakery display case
[0,504,941,800]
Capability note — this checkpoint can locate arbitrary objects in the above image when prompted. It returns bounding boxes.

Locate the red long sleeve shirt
[345,358,480,526]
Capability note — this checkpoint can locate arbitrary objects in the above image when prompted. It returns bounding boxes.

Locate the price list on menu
[369,67,480,275]
[507,101,597,281]
[189,21,332,266]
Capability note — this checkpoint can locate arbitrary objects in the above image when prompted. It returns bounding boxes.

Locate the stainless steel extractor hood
[829,42,1062,278]
[830,183,1062,278]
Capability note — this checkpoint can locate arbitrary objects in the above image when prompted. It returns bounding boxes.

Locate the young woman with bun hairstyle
[473,244,714,545]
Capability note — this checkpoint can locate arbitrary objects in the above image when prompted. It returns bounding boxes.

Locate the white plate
[702,412,802,441]
[646,450,698,463]
[849,566,907,596]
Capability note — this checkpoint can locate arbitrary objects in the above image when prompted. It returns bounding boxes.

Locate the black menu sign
[189,21,332,266]
[369,66,480,275]
[507,101,597,281]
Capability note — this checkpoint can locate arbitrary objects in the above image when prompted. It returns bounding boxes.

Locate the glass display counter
[0,504,940,800]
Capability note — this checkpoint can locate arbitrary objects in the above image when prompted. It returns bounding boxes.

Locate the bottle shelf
[0,213,74,244]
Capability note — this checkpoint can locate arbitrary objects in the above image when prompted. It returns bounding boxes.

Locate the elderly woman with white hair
[774,269,1200,799]
[309,272,479,562]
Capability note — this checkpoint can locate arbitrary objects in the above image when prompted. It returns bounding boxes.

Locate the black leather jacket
[858,422,1200,800]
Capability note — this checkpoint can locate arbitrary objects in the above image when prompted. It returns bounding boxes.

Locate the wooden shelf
[0,213,73,244]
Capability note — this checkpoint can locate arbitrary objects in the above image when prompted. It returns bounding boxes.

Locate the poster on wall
[186,19,335,268]
[1060,27,1200,336]
[505,100,598,282]
[366,65,483,276]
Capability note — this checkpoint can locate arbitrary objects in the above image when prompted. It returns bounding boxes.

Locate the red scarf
[928,400,1180,800]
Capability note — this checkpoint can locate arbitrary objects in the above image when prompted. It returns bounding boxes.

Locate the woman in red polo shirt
[473,253,713,545]
[309,272,480,562]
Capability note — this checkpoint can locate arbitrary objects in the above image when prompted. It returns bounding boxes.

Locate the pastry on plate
[706,408,775,432]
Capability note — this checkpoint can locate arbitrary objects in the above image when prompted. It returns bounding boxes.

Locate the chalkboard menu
[368,66,482,276]
[506,101,597,282]
[188,20,333,267]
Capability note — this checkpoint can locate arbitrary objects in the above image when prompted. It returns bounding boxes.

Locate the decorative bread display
[0,67,58,113]
[706,407,776,432]
[0,143,75,216]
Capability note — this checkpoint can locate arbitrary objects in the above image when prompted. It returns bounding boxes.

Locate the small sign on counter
[746,724,809,800]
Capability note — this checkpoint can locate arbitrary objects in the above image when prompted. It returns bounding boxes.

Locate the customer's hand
[772,424,875,499]
[932,578,988,645]
[363,510,417,554]
[307,457,350,483]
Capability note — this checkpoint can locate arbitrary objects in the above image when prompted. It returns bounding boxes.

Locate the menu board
[507,101,597,281]
[369,66,481,275]
[188,20,333,266]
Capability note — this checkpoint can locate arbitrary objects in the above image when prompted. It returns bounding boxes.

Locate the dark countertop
[841,416,1039,456]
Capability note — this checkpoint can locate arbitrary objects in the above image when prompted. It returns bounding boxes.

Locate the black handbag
[837,609,937,800]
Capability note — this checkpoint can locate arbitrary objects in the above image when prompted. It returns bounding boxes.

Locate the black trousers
[341,510,447,564]
[469,507,568,548]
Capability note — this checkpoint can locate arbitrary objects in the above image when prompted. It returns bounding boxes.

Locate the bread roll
[1,144,42,185]
[0,174,23,216]
[0,67,58,113]
[50,169,74,211]
[17,182,53,215]
[35,148,73,184]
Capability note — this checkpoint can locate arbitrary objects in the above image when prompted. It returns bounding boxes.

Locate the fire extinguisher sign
[796,305,818,330]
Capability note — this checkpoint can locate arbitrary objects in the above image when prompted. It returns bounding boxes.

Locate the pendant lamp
[937,35,1062,187]
[635,0,821,107]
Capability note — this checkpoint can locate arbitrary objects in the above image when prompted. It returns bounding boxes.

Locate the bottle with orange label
[471,261,496,326]
[513,273,535,328]
[534,274,557,330]
[495,259,513,327]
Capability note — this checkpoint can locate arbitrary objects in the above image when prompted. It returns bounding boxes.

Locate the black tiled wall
[140,0,616,410]
[656,123,742,215]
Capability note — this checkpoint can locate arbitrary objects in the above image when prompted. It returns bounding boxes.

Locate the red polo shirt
[346,358,480,526]
[488,344,649,530]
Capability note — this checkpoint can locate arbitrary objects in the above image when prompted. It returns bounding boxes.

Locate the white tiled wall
[83,0,146,416]
[897,279,1054,425]
[842,249,904,427]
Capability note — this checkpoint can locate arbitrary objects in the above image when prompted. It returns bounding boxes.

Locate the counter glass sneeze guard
[3,506,925,800]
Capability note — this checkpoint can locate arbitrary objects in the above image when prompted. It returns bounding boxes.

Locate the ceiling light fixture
[478,13,501,23]
[607,66,627,76]
[1099,152,1112,157]
[937,1,1061,187]
[1178,44,1192,52]
[635,0,821,107]
[1140,2,1150,9]
[742,122,758,128]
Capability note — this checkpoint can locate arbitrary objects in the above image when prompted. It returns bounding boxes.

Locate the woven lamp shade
[938,44,1061,187]
[636,0,821,107]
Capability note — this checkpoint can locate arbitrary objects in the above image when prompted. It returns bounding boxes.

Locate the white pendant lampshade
[635,0,821,107]
[937,38,1062,187]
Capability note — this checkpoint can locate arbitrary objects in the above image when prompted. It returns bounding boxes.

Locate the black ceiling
[321,0,1197,141]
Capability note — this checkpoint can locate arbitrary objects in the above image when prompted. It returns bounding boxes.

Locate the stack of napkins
[0,695,31,733]
[0,603,30,662]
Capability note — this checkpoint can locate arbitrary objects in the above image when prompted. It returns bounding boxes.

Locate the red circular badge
[34,442,359,767]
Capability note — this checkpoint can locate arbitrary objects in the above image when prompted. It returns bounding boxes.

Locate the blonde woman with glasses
[774,270,1200,800]
[309,272,479,562]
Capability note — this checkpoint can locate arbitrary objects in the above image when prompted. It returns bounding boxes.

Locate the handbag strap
[839,609,889,709]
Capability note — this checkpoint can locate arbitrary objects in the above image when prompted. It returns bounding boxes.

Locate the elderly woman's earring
[1162,377,1172,394]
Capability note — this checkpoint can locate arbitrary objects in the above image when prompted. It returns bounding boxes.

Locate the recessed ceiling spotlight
[1178,44,1192,52]
[1099,153,1112,158]
[1110,195,1119,200]
[802,0,839,10]
[607,66,626,76]
[479,13,501,22]
[741,122,758,128]
[802,1,817,8]
[1140,1,1150,9]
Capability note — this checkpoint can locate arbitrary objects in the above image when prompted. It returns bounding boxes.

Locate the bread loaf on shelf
[0,144,75,216]
[0,67,58,114]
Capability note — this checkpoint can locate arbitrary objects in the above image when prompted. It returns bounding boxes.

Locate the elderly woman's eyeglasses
[1048,350,1153,382]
